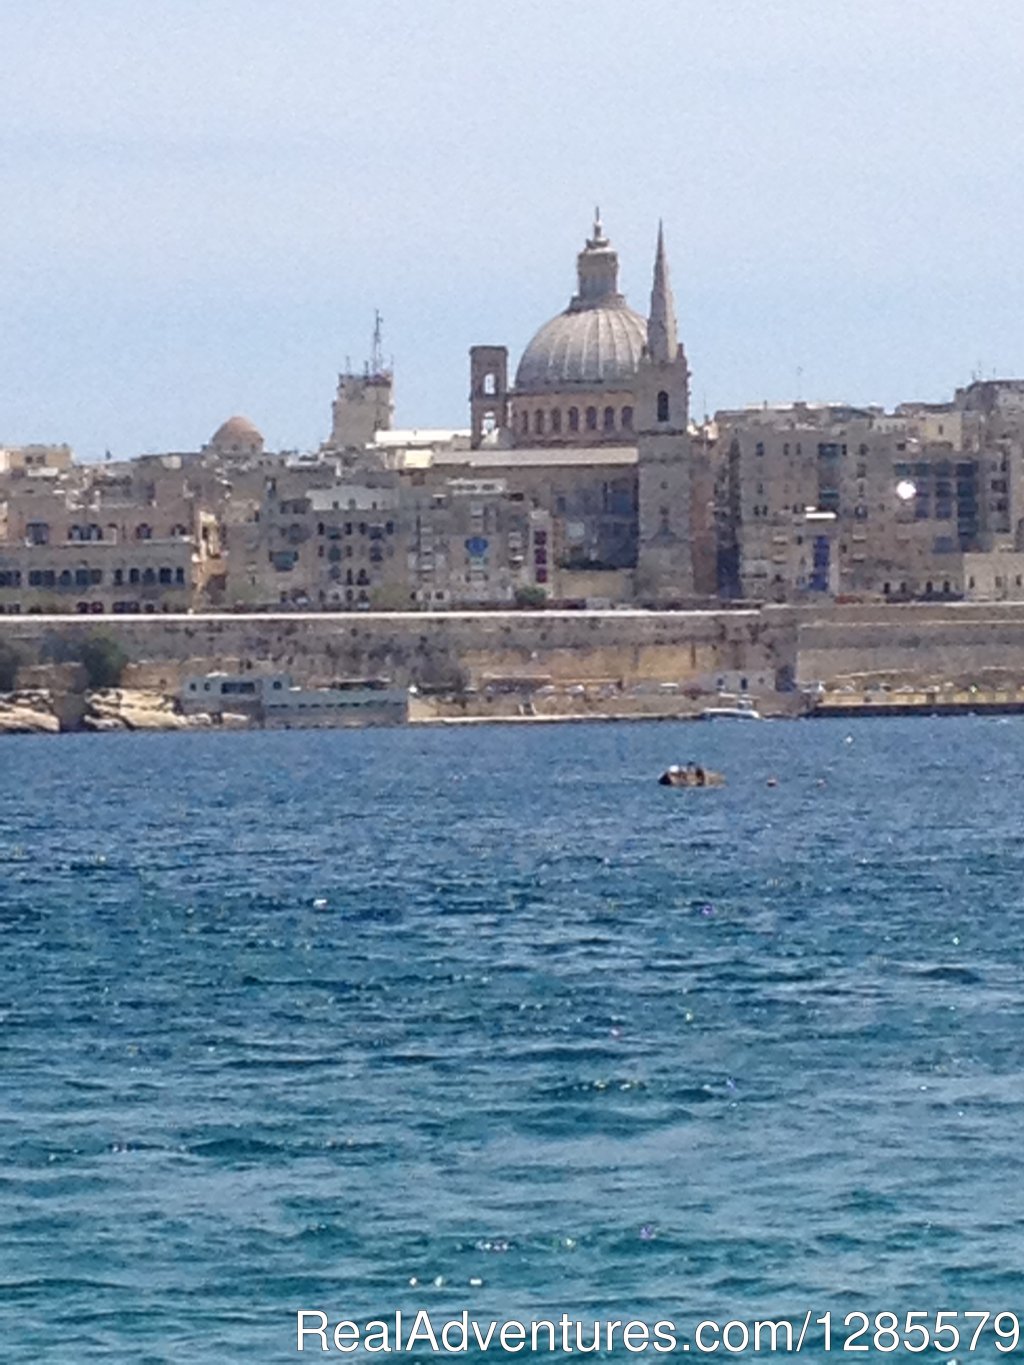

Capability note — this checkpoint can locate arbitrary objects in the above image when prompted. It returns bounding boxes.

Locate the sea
[2,717,1024,1362]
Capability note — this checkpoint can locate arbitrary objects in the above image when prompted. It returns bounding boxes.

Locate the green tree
[79,633,129,690]
[514,584,548,610]
[0,640,22,692]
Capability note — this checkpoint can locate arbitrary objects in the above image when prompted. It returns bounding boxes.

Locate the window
[129,568,140,585]
[550,408,562,434]
[534,409,545,435]
[158,567,173,585]
[175,567,185,585]
[621,406,633,430]
[520,411,529,434]
[585,406,597,431]
[483,373,496,396]
[135,523,153,540]
[568,407,580,433]
[113,568,124,586]
[603,406,615,431]
[657,391,670,423]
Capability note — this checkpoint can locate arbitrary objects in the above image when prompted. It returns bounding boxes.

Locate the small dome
[515,302,647,392]
[208,415,264,454]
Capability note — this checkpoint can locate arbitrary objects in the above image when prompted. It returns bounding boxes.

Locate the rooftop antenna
[371,309,385,376]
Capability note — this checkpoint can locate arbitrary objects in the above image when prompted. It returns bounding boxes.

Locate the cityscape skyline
[2,0,1023,460]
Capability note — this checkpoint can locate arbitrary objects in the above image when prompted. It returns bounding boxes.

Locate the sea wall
[788,603,1024,683]
[0,610,784,694]
[4,602,1024,697]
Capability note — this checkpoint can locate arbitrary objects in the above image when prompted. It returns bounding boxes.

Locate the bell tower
[469,345,509,448]
[635,223,694,603]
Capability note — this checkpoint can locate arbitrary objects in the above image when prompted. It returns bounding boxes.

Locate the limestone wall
[6,602,1024,697]
[793,607,1024,683]
[0,609,783,694]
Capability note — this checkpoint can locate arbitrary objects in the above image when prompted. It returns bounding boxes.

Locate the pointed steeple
[646,221,679,364]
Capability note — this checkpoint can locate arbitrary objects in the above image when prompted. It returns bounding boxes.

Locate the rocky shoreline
[0,688,248,735]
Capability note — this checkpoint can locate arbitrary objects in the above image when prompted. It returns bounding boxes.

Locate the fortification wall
[6,602,1024,696]
[0,610,785,693]
[794,610,1024,682]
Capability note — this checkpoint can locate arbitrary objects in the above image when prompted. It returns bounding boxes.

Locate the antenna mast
[371,310,385,376]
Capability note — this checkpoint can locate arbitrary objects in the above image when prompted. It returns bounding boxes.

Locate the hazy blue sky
[2,0,1023,459]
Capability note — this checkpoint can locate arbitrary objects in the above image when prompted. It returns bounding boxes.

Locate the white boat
[699,697,763,721]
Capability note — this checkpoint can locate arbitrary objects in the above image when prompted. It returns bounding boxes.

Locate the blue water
[2,718,1024,1361]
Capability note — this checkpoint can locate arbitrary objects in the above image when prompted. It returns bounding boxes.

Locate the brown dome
[208,415,264,454]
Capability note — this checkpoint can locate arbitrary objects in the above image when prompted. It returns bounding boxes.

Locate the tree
[79,633,129,690]
[0,640,22,692]
[514,584,548,610]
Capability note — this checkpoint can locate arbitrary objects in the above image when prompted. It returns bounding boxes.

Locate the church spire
[646,220,679,364]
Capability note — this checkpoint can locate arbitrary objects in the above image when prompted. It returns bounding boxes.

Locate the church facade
[468,214,702,604]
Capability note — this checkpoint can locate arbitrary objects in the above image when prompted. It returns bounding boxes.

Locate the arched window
[568,407,580,433]
[550,408,562,434]
[603,406,615,431]
[657,391,670,423]
[585,406,598,431]
[483,373,496,396]
[534,409,545,435]
[621,406,633,430]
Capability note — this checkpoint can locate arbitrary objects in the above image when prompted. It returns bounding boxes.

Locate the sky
[2,0,1023,460]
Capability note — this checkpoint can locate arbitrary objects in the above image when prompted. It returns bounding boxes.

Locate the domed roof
[514,214,648,393]
[516,301,647,391]
[208,415,264,452]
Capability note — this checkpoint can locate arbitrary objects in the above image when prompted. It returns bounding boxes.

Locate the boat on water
[659,764,725,787]
[699,696,763,721]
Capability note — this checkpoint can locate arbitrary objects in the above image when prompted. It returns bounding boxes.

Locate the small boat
[658,765,725,787]
[699,696,763,721]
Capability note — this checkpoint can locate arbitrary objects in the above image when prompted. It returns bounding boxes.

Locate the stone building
[714,391,1024,605]
[467,215,702,604]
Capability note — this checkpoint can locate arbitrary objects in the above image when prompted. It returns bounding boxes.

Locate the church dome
[514,215,647,394]
[208,415,264,455]
[516,302,647,391]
